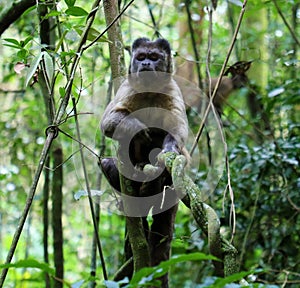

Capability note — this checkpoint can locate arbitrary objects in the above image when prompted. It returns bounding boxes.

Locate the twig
[189,0,248,156]
[185,0,203,89]
[206,3,236,241]
[72,97,108,280]
[272,0,300,46]
[189,0,248,240]
[83,0,135,51]
[144,0,160,38]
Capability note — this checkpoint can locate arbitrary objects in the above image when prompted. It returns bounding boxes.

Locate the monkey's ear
[155,38,171,55]
[132,37,150,50]
[155,38,173,73]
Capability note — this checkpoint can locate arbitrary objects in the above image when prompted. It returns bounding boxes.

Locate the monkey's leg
[149,204,178,287]
[99,157,121,191]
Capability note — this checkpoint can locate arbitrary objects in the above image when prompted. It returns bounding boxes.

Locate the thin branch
[72,97,108,281]
[189,0,248,156]
[83,0,135,51]
[185,0,203,89]
[144,0,160,38]
[272,0,300,46]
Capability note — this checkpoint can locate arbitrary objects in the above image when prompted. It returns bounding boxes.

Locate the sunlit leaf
[268,87,285,98]
[43,51,54,85]
[103,280,119,288]
[228,0,243,7]
[71,280,84,288]
[74,189,104,200]
[25,51,43,87]
[0,258,55,275]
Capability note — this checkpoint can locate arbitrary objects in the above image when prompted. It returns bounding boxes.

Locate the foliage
[0,0,299,287]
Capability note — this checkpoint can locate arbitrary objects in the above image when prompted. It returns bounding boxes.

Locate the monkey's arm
[101,82,150,141]
[162,82,189,149]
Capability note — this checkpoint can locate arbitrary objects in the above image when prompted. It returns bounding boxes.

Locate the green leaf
[208,270,255,288]
[43,51,54,85]
[25,51,43,87]
[65,6,88,17]
[59,86,66,98]
[130,253,219,285]
[17,49,28,60]
[0,258,55,275]
[3,38,20,46]
[22,36,33,47]
[65,0,76,7]
[75,27,111,43]
[43,10,61,19]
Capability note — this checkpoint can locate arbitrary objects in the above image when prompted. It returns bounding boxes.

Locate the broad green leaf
[65,6,88,17]
[0,258,55,275]
[25,51,43,87]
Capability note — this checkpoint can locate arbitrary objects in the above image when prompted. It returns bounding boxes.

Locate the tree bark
[103,0,126,91]
[52,147,64,288]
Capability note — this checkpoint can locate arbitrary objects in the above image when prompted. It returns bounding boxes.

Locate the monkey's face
[128,38,173,90]
[130,47,168,74]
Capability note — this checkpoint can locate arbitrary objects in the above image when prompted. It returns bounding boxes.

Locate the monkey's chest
[127,93,174,124]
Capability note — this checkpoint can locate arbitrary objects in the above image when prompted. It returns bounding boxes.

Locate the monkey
[210,61,252,116]
[100,38,188,287]
[178,60,252,118]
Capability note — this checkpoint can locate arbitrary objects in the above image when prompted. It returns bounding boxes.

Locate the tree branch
[0,0,36,36]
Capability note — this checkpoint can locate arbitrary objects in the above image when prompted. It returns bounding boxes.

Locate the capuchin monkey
[210,60,252,116]
[100,38,188,287]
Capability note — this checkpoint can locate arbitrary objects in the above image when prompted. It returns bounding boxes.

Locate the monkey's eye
[148,53,159,61]
[136,53,146,61]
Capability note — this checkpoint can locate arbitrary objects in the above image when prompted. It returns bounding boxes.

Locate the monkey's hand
[102,111,151,142]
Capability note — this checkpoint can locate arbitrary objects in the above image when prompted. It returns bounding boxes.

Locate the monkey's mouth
[139,67,156,72]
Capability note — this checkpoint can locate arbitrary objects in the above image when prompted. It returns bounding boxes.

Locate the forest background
[0,0,299,287]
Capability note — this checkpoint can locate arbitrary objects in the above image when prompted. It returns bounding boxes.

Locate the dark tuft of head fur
[154,38,171,55]
[132,38,171,55]
[132,38,151,50]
